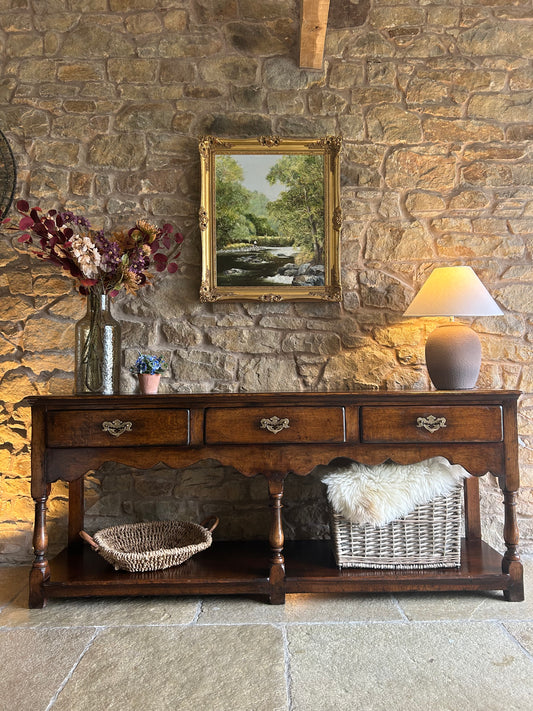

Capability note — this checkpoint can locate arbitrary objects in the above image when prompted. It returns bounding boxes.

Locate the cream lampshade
[404,266,503,390]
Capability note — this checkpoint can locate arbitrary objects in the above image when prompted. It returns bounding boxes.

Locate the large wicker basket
[329,486,462,569]
[80,516,219,572]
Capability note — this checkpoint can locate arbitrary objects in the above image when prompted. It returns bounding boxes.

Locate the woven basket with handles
[329,486,462,569]
[80,516,219,572]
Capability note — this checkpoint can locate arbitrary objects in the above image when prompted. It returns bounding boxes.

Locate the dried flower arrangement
[2,199,184,296]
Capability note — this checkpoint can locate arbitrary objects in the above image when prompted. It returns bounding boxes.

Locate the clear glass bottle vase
[75,290,121,395]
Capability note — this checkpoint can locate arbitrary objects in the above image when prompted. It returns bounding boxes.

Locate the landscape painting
[199,136,342,302]
[215,152,325,288]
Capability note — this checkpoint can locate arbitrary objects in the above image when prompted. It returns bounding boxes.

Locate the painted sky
[231,154,284,200]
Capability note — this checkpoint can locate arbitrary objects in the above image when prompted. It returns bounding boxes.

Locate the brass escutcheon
[416,415,447,433]
[260,415,290,435]
[102,419,133,437]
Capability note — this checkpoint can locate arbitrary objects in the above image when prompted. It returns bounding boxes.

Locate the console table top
[24,389,522,408]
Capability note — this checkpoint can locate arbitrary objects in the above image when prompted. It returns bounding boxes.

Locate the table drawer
[205,406,346,444]
[360,405,502,443]
[46,409,190,447]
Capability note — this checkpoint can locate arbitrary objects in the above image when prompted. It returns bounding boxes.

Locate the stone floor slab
[53,624,288,711]
[505,620,533,656]
[288,620,533,711]
[0,626,96,710]
[395,556,533,621]
[0,591,201,628]
[285,592,402,623]
[199,592,402,624]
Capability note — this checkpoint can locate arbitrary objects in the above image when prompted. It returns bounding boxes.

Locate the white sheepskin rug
[322,457,470,527]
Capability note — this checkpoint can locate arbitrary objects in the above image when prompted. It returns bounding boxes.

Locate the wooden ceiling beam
[299,0,330,70]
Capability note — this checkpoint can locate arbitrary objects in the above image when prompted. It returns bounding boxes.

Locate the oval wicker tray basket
[80,516,219,572]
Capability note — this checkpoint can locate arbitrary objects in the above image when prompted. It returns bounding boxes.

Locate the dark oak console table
[26,390,524,608]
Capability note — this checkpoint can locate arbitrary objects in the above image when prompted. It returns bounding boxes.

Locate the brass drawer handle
[416,415,447,433]
[260,416,290,435]
[102,419,133,437]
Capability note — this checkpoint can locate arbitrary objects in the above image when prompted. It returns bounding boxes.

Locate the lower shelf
[44,540,272,598]
[42,538,511,601]
[284,538,509,594]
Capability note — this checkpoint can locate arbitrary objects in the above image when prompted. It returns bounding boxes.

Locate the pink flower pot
[137,373,161,394]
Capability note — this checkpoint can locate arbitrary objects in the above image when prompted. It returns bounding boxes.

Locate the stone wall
[0,0,532,563]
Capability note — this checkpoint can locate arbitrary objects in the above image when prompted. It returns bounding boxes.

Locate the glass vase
[75,290,121,395]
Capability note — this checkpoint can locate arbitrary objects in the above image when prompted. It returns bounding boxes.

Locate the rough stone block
[88,134,146,169]
[159,34,222,58]
[457,20,533,57]
[282,332,341,356]
[209,328,283,354]
[125,12,162,35]
[367,105,422,143]
[61,24,135,57]
[226,21,294,55]
[345,30,395,59]
[385,148,455,190]
[107,58,158,83]
[198,56,258,85]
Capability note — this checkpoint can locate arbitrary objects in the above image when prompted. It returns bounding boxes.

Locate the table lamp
[403,266,503,390]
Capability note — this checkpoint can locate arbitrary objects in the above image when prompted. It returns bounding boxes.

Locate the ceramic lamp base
[425,322,482,390]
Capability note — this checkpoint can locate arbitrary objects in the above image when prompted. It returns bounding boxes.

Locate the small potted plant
[129,352,168,394]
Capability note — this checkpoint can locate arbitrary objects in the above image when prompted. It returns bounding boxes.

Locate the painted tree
[246,191,278,236]
[215,156,254,247]
[266,155,324,263]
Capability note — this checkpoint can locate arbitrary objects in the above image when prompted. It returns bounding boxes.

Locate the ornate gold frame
[199,136,342,302]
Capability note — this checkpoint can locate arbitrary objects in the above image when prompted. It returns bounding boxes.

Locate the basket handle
[200,515,219,533]
[79,530,99,551]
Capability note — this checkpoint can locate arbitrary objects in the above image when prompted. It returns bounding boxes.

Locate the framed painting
[199,136,342,302]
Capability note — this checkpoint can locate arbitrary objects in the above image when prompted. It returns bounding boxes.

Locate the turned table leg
[268,479,285,605]
[502,487,524,602]
[500,399,524,602]
[29,487,50,609]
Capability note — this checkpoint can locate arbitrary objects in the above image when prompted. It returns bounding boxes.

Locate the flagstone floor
[1,559,532,711]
